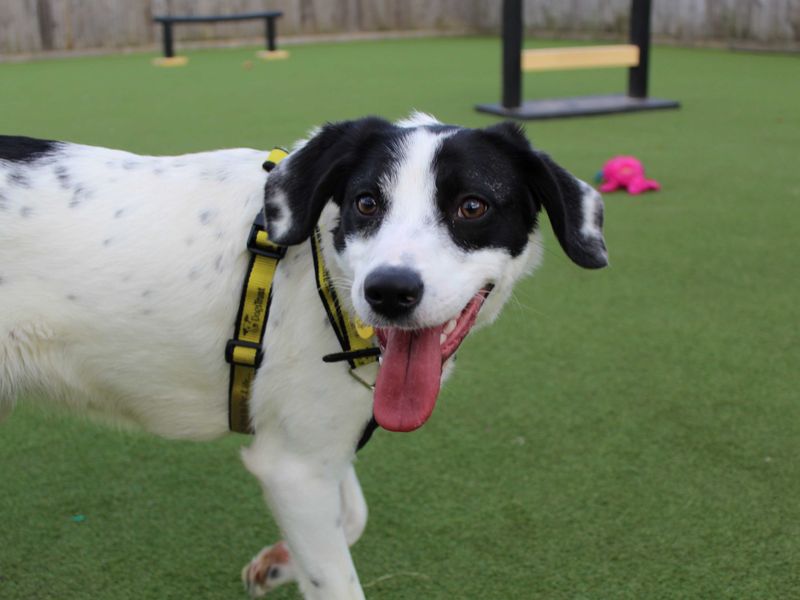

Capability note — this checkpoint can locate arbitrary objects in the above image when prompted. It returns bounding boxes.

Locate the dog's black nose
[364,267,424,319]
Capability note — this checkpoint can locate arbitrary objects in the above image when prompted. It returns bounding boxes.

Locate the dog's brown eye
[356,195,378,216]
[457,197,488,220]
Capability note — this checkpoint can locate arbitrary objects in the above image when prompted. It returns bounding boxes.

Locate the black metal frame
[476,0,679,119]
[153,11,284,59]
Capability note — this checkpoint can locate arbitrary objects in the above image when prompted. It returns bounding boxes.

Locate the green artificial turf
[1,37,799,599]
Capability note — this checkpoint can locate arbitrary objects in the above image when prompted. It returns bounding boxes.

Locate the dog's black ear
[263,117,393,246]
[485,122,608,269]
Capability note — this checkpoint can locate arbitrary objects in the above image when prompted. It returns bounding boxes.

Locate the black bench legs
[152,12,288,67]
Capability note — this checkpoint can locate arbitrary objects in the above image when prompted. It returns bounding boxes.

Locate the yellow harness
[225,148,380,435]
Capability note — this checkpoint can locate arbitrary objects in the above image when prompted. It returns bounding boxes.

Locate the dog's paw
[242,541,295,597]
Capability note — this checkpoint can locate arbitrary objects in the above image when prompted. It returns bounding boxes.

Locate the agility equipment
[476,0,679,119]
[152,11,287,67]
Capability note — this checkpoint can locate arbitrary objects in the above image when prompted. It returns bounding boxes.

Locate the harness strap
[226,148,287,434]
[227,147,380,443]
[310,227,380,451]
[309,227,378,369]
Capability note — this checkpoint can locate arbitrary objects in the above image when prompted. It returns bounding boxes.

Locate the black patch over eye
[457,196,489,220]
[356,194,379,216]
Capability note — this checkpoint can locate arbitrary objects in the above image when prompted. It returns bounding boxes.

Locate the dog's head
[263,113,607,432]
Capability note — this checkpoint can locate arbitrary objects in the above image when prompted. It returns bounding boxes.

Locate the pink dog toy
[599,156,660,195]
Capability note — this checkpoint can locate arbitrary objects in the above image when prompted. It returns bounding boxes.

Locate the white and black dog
[0,113,606,599]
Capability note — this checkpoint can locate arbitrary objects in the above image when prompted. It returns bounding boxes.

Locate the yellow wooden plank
[152,56,188,67]
[522,44,640,72]
[256,49,290,60]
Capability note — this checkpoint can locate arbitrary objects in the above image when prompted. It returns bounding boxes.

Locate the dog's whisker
[326,276,354,287]
[508,291,546,318]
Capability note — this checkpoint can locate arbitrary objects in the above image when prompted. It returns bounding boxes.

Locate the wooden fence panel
[0,0,44,53]
[1,0,798,55]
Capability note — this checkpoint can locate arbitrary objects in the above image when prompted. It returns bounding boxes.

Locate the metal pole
[627,0,651,98]
[501,0,523,109]
[265,17,277,51]
[163,21,174,58]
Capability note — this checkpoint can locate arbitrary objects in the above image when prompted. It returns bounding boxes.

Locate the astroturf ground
[1,37,798,599]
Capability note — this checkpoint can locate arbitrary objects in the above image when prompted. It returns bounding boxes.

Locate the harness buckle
[262,147,289,172]
[247,221,287,259]
[225,339,264,368]
[348,361,380,391]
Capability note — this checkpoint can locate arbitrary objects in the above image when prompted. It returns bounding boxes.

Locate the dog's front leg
[243,441,365,600]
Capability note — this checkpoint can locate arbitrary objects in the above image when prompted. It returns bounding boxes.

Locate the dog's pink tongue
[374,326,444,432]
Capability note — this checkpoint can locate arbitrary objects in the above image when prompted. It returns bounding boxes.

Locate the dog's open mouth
[373,286,492,432]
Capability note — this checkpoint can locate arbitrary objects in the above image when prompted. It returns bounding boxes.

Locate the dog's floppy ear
[486,122,608,269]
[263,117,392,246]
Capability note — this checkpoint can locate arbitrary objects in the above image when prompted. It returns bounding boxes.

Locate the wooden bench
[152,11,286,66]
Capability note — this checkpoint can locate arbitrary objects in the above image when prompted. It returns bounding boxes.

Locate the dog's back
[0,137,267,435]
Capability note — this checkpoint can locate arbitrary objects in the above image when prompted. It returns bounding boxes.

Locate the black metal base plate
[476,94,680,120]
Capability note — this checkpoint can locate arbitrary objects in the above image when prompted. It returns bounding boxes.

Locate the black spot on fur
[141,289,152,297]
[20,206,33,218]
[54,166,70,189]
[0,135,59,163]
[122,160,139,170]
[66,294,77,301]
[188,267,201,281]
[0,191,7,210]
[102,238,112,246]
[310,578,322,588]
[214,254,223,272]
[69,185,92,208]
[199,210,213,225]
[114,209,124,219]
[9,171,31,188]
